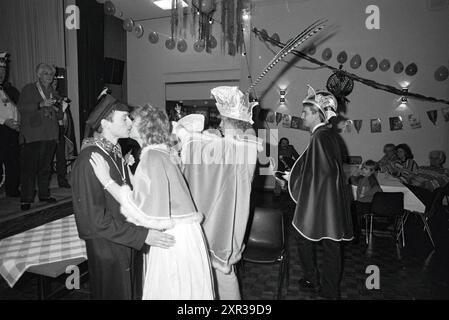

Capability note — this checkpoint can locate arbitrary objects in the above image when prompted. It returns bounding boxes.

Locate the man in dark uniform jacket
[0,52,20,197]
[286,85,353,299]
[71,94,175,299]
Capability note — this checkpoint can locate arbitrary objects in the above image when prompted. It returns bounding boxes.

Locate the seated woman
[89,104,214,300]
[390,143,419,177]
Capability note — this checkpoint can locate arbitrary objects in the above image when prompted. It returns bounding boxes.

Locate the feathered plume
[245,19,327,95]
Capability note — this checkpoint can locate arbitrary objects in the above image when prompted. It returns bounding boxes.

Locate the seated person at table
[349,160,382,241]
[400,150,449,208]
[390,143,419,177]
[378,143,397,173]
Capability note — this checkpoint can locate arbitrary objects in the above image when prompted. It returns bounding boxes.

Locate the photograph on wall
[389,116,403,131]
[281,114,292,128]
[408,114,422,129]
[266,110,276,123]
[370,118,382,133]
[442,107,449,122]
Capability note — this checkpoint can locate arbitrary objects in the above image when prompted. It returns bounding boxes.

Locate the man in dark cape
[286,85,353,299]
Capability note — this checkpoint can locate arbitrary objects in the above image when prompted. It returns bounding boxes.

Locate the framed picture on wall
[389,116,403,131]
[370,118,382,133]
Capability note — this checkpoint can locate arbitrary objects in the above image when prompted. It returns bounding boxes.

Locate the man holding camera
[17,63,63,211]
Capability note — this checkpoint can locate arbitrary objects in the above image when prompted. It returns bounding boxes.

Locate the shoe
[20,203,31,211]
[39,197,57,204]
[58,180,71,188]
[298,278,316,291]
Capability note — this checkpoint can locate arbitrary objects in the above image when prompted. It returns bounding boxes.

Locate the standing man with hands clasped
[71,93,175,300]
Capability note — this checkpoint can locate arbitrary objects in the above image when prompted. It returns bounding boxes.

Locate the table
[351,172,425,213]
[0,215,87,288]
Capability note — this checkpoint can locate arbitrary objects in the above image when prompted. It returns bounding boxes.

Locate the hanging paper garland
[350,54,362,69]
[427,110,437,125]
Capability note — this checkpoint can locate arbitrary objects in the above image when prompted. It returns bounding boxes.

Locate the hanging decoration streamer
[253,28,449,105]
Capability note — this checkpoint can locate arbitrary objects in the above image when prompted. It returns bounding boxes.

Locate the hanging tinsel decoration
[326,66,354,114]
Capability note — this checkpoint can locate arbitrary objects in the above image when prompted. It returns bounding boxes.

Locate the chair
[364,192,405,247]
[242,207,289,299]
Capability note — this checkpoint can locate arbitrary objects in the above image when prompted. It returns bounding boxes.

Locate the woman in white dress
[89,104,214,300]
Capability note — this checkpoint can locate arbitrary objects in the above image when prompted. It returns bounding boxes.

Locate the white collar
[311,122,326,133]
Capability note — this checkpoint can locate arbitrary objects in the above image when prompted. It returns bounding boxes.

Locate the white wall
[126,17,244,107]
[250,0,449,166]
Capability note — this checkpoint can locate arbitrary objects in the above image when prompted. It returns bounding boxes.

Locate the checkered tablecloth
[0,215,87,287]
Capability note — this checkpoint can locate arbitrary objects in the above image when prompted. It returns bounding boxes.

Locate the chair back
[427,182,449,218]
[246,207,284,252]
[371,192,404,216]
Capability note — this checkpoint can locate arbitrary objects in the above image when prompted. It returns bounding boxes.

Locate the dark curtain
[76,0,104,141]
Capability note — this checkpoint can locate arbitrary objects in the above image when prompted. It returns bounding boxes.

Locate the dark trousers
[20,140,57,203]
[0,125,20,196]
[297,235,342,299]
[56,126,67,183]
[85,238,143,300]
[351,201,372,239]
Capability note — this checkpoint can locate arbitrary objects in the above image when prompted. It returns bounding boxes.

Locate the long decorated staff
[245,19,327,95]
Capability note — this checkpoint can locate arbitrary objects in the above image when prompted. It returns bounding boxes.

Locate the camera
[53,96,71,108]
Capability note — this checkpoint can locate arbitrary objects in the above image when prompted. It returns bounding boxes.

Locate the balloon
[337,51,347,64]
[366,57,378,72]
[393,61,404,74]
[260,29,269,41]
[134,24,144,38]
[434,65,449,81]
[307,44,316,55]
[208,35,217,49]
[192,0,216,14]
[379,59,390,71]
[350,54,362,69]
[123,18,134,32]
[405,63,418,76]
[271,33,280,43]
[148,31,159,44]
[104,1,116,16]
[193,39,205,52]
[177,39,188,52]
[165,37,176,50]
[228,42,236,56]
[322,48,332,61]
[427,110,437,125]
